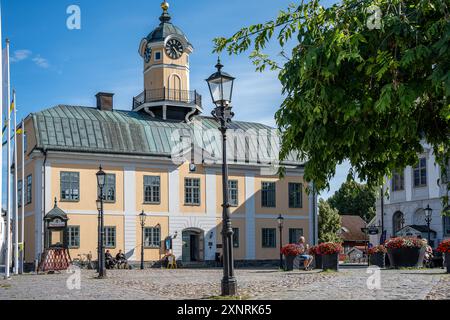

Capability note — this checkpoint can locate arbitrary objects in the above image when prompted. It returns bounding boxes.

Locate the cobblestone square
[0,267,448,300]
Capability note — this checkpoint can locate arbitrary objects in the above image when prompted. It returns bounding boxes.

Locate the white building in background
[372,142,450,248]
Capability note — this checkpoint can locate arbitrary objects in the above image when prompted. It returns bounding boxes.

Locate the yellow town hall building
[18,3,318,266]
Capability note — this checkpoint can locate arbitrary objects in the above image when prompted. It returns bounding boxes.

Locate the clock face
[144,46,152,63]
[165,39,183,59]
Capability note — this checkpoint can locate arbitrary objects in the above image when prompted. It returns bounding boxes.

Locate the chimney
[96,92,114,111]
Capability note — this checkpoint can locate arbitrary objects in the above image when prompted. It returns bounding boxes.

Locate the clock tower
[134,1,202,122]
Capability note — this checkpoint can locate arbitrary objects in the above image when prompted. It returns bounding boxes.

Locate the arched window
[393,211,404,235]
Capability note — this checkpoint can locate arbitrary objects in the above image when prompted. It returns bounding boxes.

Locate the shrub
[309,245,320,256]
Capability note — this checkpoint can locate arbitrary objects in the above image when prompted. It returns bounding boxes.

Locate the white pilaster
[405,166,412,201]
[123,167,137,260]
[204,169,217,260]
[34,160,43,261]
[245,174,256,260]
[168,166,182,258]
[428,152,440,198]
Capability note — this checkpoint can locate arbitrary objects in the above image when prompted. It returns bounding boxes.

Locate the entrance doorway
[182,228,204,263]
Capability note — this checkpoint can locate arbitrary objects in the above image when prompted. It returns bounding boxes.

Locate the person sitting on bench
[115,250,128,269]
[105,250,116,269]
[297,237,314,271]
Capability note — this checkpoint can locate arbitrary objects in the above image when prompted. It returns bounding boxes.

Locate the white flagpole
[20,119,25,274]
[13,90,18,275]
[4,38,10,279]
[0,1,4,278]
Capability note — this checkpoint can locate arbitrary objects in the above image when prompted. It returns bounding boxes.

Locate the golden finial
[161,1,169,11]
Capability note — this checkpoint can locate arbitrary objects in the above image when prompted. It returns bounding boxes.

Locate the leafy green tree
[318,199,342,243]
[214,0,450,202]
[328,180,377,221]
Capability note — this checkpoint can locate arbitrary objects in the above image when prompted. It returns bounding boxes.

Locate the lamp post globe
[139,211,147,270]
[207,58,237,297]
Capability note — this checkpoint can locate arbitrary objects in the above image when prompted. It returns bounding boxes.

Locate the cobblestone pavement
[0,267,448,300]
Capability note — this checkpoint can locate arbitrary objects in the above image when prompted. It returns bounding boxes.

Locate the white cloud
[32,55,50,68]
[10,49,32,62]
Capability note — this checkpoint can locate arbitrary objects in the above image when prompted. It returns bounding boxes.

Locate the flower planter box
[322,253,339,271]
[445,253,450,274]
[369,252,386,268]
[285,255,297,271]
[387,247,426,268]
[314,254,323,269]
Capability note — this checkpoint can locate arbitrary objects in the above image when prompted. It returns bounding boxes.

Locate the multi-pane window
[289,228,304,244]
[68,226,80,248]
[185,178,200,205]
[229,180,239,207]
[289,183,303,208]
[413,158,427,187]
[261,182,276,208]
[232,228,240,248]
[144,176,161,204]
[103,227,116,248]
[99,174,116,202]
[144,227,161,248]
[26,175,32,205]
[444,215,450,236]
[262,228,276,248]
[392,170,405,191]
[18,180,22,208]
[60,172,80,201]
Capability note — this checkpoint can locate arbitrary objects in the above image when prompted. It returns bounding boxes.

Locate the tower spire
[160,1,171,23]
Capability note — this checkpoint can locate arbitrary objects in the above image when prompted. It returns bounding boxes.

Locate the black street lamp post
[96,199,102,273]
[207,58,237,296]
[139,210,147,270]
[277,214,284,269]
[96,166,106,278]
[424,204,433,246]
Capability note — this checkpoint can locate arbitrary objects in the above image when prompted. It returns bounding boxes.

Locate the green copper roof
[146,9,190,45]
[31,105,302,165]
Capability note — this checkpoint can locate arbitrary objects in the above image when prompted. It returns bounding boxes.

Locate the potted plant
[281,244,302,271]
[318,242,342,271]
[309,245,322,269]
[368,245,387,268]
[385,237,427,268]
[437,239,450,273]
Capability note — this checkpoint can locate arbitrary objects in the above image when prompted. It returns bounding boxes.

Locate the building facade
[372,141,450,248]
[18,3,318,266]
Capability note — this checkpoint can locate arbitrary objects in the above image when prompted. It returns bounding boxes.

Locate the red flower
[384,237,427,249]
[281,244,302,257]
[368,245,387,255]
[309,245,320,256]
[437,240,450,254]
[318,242,342,255]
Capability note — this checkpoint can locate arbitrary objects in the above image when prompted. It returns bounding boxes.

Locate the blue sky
[1,0,347,201]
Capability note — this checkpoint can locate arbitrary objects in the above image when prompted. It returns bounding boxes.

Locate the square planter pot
[387,247,426,268]
[285,255,296,271]
[322,253,339,271]
[314,254,323,269]
[445,253,450,274]
[369,252,386,268]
